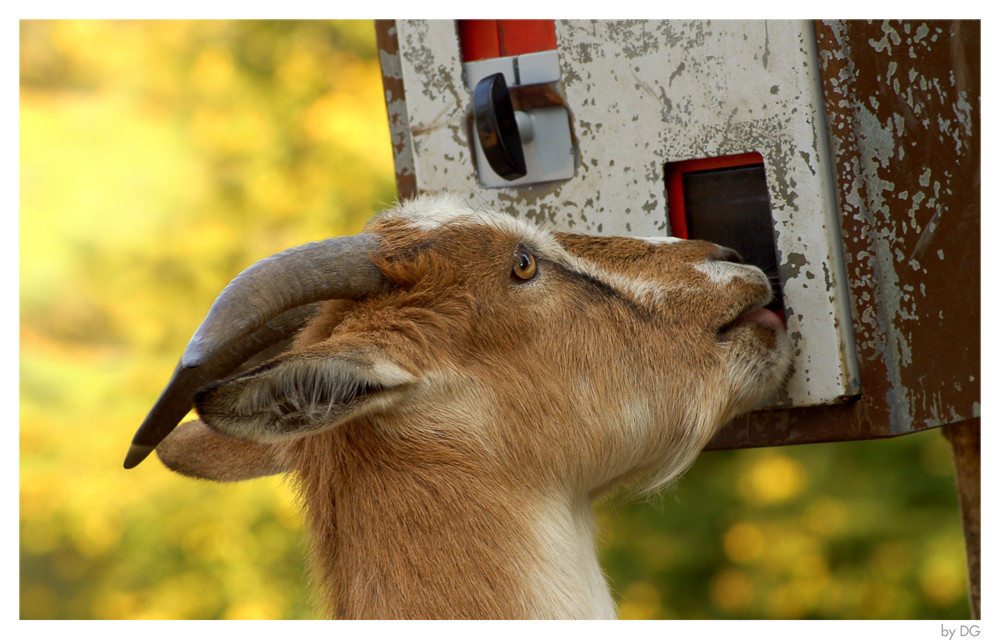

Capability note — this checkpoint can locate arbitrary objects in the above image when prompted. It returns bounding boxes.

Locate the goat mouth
[739,307,785,331]
[718,304,786,337]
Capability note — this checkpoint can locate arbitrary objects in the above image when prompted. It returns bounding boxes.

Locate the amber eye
[511,247,537,282]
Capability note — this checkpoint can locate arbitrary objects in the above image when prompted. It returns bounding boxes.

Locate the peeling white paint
[394,19,861,408]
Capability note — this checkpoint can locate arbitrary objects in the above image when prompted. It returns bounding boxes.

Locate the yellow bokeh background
[604,442,968,620]
[20,19,395,619]
[20,19,970,620]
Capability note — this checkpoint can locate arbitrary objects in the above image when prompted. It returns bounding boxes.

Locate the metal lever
[473,73,527,180]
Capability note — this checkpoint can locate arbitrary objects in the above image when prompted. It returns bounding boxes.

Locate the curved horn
[124,233,392,469]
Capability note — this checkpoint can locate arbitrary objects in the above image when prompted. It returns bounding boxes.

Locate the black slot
[681,164,784,311]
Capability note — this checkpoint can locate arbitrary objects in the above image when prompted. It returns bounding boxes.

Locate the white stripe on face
[693,260,770,287]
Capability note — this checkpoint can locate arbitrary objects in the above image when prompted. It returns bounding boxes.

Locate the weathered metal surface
[375,20,417,201]
[706,20,980,448]
[377,19,979,446]
[815,20,980,435]
[379,19,860,411]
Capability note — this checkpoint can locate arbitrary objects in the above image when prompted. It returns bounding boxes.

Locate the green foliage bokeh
[19,19,969,620]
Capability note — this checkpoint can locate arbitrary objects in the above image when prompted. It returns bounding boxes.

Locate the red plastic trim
[458,20,501,62]
[665,151,765,239]
[458,20,557,62]
[497,20,557,56]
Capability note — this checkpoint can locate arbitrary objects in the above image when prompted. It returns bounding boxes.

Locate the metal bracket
[464,51,575,187]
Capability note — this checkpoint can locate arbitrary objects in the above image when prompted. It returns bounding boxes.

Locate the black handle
[473,73,527,180]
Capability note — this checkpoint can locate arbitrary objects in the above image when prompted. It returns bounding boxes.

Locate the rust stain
[375,20,417,200]
[710,19,980,448]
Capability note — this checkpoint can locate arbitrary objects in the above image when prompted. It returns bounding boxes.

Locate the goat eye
[511,248,537,282]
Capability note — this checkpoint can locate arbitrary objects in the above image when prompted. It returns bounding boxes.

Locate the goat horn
[123,233,391,469]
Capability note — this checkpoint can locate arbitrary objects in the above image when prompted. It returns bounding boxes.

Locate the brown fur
[157,419,283,482]
[152,196,791,618]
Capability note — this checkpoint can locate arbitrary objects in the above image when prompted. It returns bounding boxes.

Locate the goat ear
[193,351,417,443]
[155,419,286,482]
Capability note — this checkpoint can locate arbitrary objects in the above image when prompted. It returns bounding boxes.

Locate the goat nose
[712,246,744,264]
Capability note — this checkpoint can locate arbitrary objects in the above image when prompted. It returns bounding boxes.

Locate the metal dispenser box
[376,19,979,448]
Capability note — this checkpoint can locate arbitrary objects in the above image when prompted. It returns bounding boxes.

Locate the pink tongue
[742,308,786,331]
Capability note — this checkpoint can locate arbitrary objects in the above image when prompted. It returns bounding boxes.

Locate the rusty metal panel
[944,418,980,619]
[708,20,980,448]
[381,19,860,412]
[817,21,980,430]
[375,20,417,201]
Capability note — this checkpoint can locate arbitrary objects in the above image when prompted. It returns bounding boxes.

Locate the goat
[125,194,791,619]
